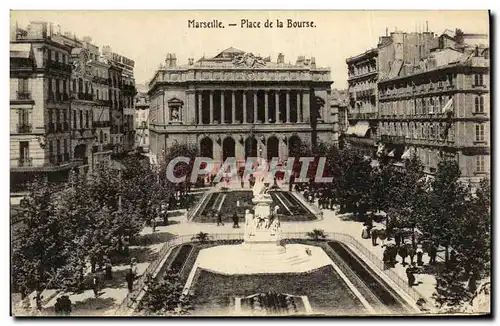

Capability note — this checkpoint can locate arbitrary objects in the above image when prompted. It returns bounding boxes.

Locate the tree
[12,178,69,296]
[417,159,469,263]
[306,229,326,241]
[433,265,470,312]
[159,143,198,192]
[191,232,211,243]
[140,270,192,315]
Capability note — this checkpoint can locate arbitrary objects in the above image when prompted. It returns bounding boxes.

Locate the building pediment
[167,97,184,106]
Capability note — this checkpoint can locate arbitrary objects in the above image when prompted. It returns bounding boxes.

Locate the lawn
[189,265,366,316]
[193,190,317,223]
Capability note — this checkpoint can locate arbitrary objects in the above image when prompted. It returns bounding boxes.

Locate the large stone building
[10,21,136,193]
[148,48,334,168]
[344,28,490,181]
[102,46,137,153]
[134,84,150,153]
[10,22,80,192]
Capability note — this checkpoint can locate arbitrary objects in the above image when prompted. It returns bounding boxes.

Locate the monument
[244,177,284,252]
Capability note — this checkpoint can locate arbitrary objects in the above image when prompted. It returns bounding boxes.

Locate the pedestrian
[371,229,378,246]
[130,258,138,278]
[428,243,437,265]
[151,218,157,233]
[92,275,100,298]
[467,271,477,294]
[216,213,224,226]
[232,212,239,228]
[394,231,401,247]
[398,245,408,266]
[104,257,113,280]
[378,229,387,247]
[126,269,134,292]
[361,225,370,239]
[416,244,424,266]
[54,297,63,316]
[406,266,415,287]
[61,295,72,315]
[383,247,390,269]
[449,250,458,267]
[408,245,416,265]
[34,288,43,310]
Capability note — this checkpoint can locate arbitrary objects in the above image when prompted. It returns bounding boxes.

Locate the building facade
[10,21,135,193]
[102,46,137,153]
[378,47,490,182]
[344,27,490,181]
[345,48,379,156]
[134,88,150,152]
[330,89,348,147]
[148,48,334,168]
[10,22,81,192]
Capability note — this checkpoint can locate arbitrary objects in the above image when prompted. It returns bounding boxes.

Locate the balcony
[17,124,32,133]
[103,144,115,151]
[97,99,111,106]
[348,112,378,120]
[46,61,72,73]
[55,92,69,102]
[77,93,95,101]
[16,91,31,100]
[18,157,33,167]
[380,134,407,144]
[94,121,110,128]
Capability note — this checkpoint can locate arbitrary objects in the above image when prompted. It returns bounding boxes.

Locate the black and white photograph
[8,10,491,317]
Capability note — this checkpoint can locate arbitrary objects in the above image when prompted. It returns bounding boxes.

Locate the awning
[441,98,453,113]
[401,147,414,160]
[354,121,370,137]
[10,43,32,59]
[346,125,356,135]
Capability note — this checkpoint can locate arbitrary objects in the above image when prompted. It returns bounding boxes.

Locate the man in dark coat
[92,275,100,298]
[126,269,134,292]
[371,229,378,246]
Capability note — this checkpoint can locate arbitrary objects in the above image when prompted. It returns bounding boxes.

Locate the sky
[10,10,489,89]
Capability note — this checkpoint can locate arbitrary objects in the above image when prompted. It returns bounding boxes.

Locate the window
[64,139,68,157]
[55,78,60,95]
[429,98,434,114]
[475,124,485,142]
[55,51,59,63]
[56,139,61,156]
[78,79,83,94]
[475,96,485,113]
[49,140,54,158]
[18,110,29,126]
[474,74,484,86]
[73,111,77,128]
[100,130,104,144]
[72,79,77,92]
[104,133,108,143]
[20,141,29,160]
[143,137,146,145]
[63,80,67,95]
[476,156,485,173]
[55,109,60,124]
[18,78,29,94]
[80,110,83,129]
[85,111,89,128]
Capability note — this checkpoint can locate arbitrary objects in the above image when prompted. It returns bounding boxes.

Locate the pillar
[209,90,214,124]
[243,91,247,123]
[324,90,330,123]
[297,91,302,123]
[197,91,202,125]
[278,136,287,160]
[221,91,225,124]
[275,91,280,123]
[232,91,236,123]
[286,91,290,123]
[264,91,269,124]
[187,90,195,124]
[303,90,310,123]
[253,91,258,123]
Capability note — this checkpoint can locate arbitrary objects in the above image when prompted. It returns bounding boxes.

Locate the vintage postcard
[9,10,491,317]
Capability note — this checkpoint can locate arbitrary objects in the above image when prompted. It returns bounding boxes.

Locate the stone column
[279,136,287,160]
[324,90,330,123]
[197,91,202,125]
[221,91,225,124]
[297,91,302,123]
[303,90,310,123]
[264,91,269,124]
[243,91,247,123]
[187,90,196,124]
[286,91,291,123]
[165,94,170,122]
[253,91,258,123]
[209,91,214,124]
[275,91,280,123]
[232,91,236,123]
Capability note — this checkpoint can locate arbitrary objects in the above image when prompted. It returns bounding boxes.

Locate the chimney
[188,58,194,65]
[277,53,284,64]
